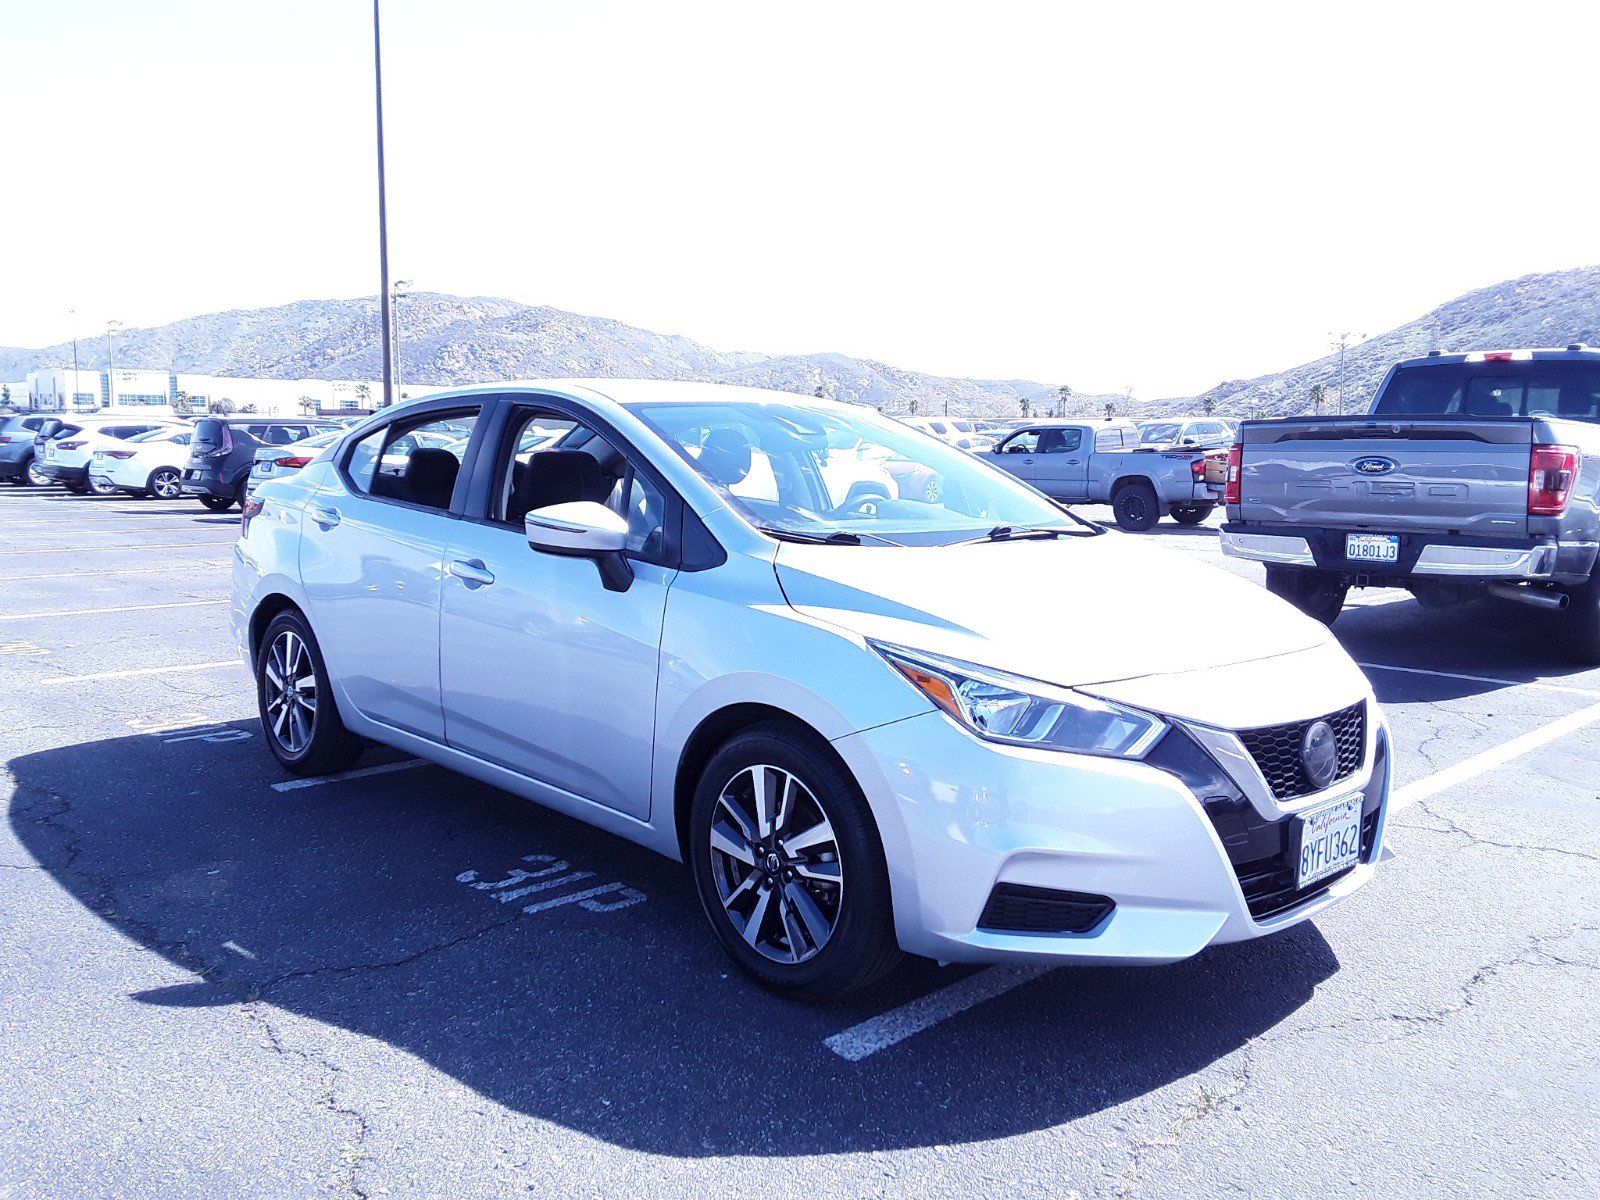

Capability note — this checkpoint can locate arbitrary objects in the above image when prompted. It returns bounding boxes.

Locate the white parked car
[243,429,343,502]
[235,380,1391,998]
[89,426,196,499]
[38,417,183,495]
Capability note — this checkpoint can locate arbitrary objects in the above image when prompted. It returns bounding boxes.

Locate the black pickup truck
[1220,345,1600,662]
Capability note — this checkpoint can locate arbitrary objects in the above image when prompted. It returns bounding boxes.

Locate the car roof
[1394,344,1600,369]
[414,377,880,412]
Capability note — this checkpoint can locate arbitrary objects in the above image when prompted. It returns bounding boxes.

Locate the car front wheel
[256,610,365,776]
[689,723,902,999]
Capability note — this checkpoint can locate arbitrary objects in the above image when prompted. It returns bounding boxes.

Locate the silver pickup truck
[1221,345,1600,662]
[985,419,1224,531]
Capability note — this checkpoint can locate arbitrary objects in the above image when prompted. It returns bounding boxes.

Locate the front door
[438,407,677,818]
[1029,426,1088,499]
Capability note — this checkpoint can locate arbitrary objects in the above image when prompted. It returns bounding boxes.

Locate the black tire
[255,610,365,776]
[688,722,903,1000]
[1112,481,1160,532]
[1266,565,1349,627]
[87,474,120,497]
[1561,566,1600,665]
[199,494,235,512]
[146,467,182,500]
[25,457,48,487]
[63,479,89,494]
[1170,503,1213,526]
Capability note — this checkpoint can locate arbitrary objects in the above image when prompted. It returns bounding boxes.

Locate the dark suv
[180,417,343,511]
[0,413,63,487]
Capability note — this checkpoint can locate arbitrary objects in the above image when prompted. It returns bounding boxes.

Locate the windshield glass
[1139,422,1183,442]
[635,399,1081,545]
[1374,362,1600,422]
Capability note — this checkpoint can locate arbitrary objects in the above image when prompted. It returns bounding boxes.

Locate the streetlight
[372,0,394,410]
[68,307,80,413]
[1328,331,1364,415]
[392,279,412,396]
[106,320,122,410]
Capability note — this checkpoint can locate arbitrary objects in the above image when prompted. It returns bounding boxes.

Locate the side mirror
[525,501,633,591]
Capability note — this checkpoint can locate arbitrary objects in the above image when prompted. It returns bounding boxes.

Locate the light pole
[106,320,122,410]
[1329,331,1364,415]
[373,0,394,410]
[392,279,412,396]
[69,307,80,413]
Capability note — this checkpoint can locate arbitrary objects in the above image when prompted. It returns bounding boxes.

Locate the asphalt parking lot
[3,484,1597,1200]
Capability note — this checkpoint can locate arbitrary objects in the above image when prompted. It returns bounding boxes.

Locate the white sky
[4,0,1598,397]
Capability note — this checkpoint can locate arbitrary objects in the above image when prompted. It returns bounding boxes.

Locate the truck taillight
[1224,443,1243,505]
[1529,444,1580,516]
[1190,456,1206,479]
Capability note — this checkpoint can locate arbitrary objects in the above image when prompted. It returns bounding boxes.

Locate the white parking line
[40,660,241,686]
[1389,696,1600,813]
[3,564,231,581]
[826,691,1600,1061]
[2,542,236,555]
[1359,661,1600,699]
[270,759,425,792]
[0,600,228,621]
[824,966,1052,1061]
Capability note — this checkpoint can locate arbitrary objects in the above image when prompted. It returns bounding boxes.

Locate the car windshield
[1139,422,1183,442]
[635,399,1084,546]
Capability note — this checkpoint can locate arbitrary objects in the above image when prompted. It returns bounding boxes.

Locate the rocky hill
[1195,265,1600,417]
[0,295,1117,419]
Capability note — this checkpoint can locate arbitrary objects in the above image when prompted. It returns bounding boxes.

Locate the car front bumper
[832,701,1389,966]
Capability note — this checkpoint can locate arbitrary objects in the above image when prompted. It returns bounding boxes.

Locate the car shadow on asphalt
[9,726,1339,1156]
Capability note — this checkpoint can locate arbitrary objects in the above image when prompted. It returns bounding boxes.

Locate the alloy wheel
[708,764,843,964]
[263,629,318,754]
[151,470,181,499]
[26,459,49,487]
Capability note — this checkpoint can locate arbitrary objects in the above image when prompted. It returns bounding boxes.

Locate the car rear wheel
[146,467,182,500]
[256,610,365,776]
[1112,481,1160,532]
[25,458,48,487]
[1169,503,1213,526]
[688,723,902,999]
[199,494,234,512]
[1561,566,1600,665]
[1266,565,1348,626]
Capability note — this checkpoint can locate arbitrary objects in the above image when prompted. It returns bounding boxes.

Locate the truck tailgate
[1238,418,1534,537]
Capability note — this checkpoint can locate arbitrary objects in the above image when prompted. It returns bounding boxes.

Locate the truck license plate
[1296,795,1363,889]
[1345,533,1399,563]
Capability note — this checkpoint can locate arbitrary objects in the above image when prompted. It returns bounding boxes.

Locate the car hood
[774,533,1333,692]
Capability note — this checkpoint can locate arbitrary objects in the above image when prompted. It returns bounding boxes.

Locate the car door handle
[1065,459,1080,464]
[447,559,496,587]
[309,505,341,528]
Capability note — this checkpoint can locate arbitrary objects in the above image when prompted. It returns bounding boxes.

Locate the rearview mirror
[525,501,633,591]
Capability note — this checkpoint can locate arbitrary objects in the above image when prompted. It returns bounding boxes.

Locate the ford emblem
[1351,456,1398,476]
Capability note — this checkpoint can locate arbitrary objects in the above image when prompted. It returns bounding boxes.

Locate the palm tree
[1202,394,1217,417]
[1057,384,1073,418]
[1104,401,1116,420]
[298,395,319,417]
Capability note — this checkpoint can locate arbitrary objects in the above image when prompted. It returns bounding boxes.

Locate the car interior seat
[508,450,607,524]
[401,448,460,509]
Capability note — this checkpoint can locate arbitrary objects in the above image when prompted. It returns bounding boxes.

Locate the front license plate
[1345,532,1399,563]
[1295,796,1363,889]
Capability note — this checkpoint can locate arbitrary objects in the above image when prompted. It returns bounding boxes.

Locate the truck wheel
[1561,568,1600,666]
[1266,565,1348,627]
[1170,503,1213,526]
[1112,482,1160,532]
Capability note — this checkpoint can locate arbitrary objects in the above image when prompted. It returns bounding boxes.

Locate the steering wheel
[836,490,886,518]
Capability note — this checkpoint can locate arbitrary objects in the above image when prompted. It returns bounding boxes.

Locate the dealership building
[15,368,450,418]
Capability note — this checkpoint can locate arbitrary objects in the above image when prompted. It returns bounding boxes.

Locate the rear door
[297,404,483,740]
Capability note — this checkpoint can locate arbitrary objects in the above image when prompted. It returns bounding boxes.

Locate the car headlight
[870,641,1167,759]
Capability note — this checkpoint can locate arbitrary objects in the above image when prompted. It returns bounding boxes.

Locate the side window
[1000,429,1041,454]
[1094,426,1126,451]
[345,408,480,510]
[496,409,668,559]
[1036,428,1083,454]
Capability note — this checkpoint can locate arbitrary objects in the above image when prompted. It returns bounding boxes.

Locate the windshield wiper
[756,526,865,546]
[961,524,1095,544]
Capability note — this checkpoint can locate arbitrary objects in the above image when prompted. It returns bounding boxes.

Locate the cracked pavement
[2,491,1597,1199]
